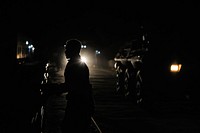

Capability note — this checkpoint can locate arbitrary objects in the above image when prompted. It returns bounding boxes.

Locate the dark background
[0,1,200,132]
[1,1,199,75]
[2,1,199,47]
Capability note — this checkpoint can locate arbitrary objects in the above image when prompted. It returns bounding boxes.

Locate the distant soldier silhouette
[61,39,95,133]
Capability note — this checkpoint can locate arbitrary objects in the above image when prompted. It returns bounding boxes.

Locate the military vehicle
[113,26,149,105]
[113,26,199,108]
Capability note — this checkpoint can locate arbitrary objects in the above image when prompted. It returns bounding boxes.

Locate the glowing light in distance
[170,64,182,72]
[81,56,87,63]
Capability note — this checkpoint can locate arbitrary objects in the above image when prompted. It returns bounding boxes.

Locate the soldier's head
[65,39,82,59]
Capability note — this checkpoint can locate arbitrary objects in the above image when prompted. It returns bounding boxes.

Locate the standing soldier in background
[9,47,47,133]
[61,39,95,133]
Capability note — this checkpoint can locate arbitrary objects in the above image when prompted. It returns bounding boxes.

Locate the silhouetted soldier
[61,39,95,133]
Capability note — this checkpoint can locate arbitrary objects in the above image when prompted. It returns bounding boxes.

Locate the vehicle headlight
[81,56,87,63]
[170,64,182,72]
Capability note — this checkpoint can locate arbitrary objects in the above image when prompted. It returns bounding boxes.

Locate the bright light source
[95,50,100,54]
[28,45,33,49]
[32,47,35,51]
[81,45,87,49]
[170,64,182,72]
[81,56,87,63]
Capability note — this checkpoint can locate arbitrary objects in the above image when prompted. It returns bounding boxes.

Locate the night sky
[1,1,199,58]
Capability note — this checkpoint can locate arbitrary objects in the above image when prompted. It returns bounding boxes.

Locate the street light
[95,50,101,67]
[95,50,100,55]
[81,45,87,49]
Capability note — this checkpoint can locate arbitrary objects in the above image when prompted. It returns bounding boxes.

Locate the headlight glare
[81,56,87,63]
[170,64,182,72]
